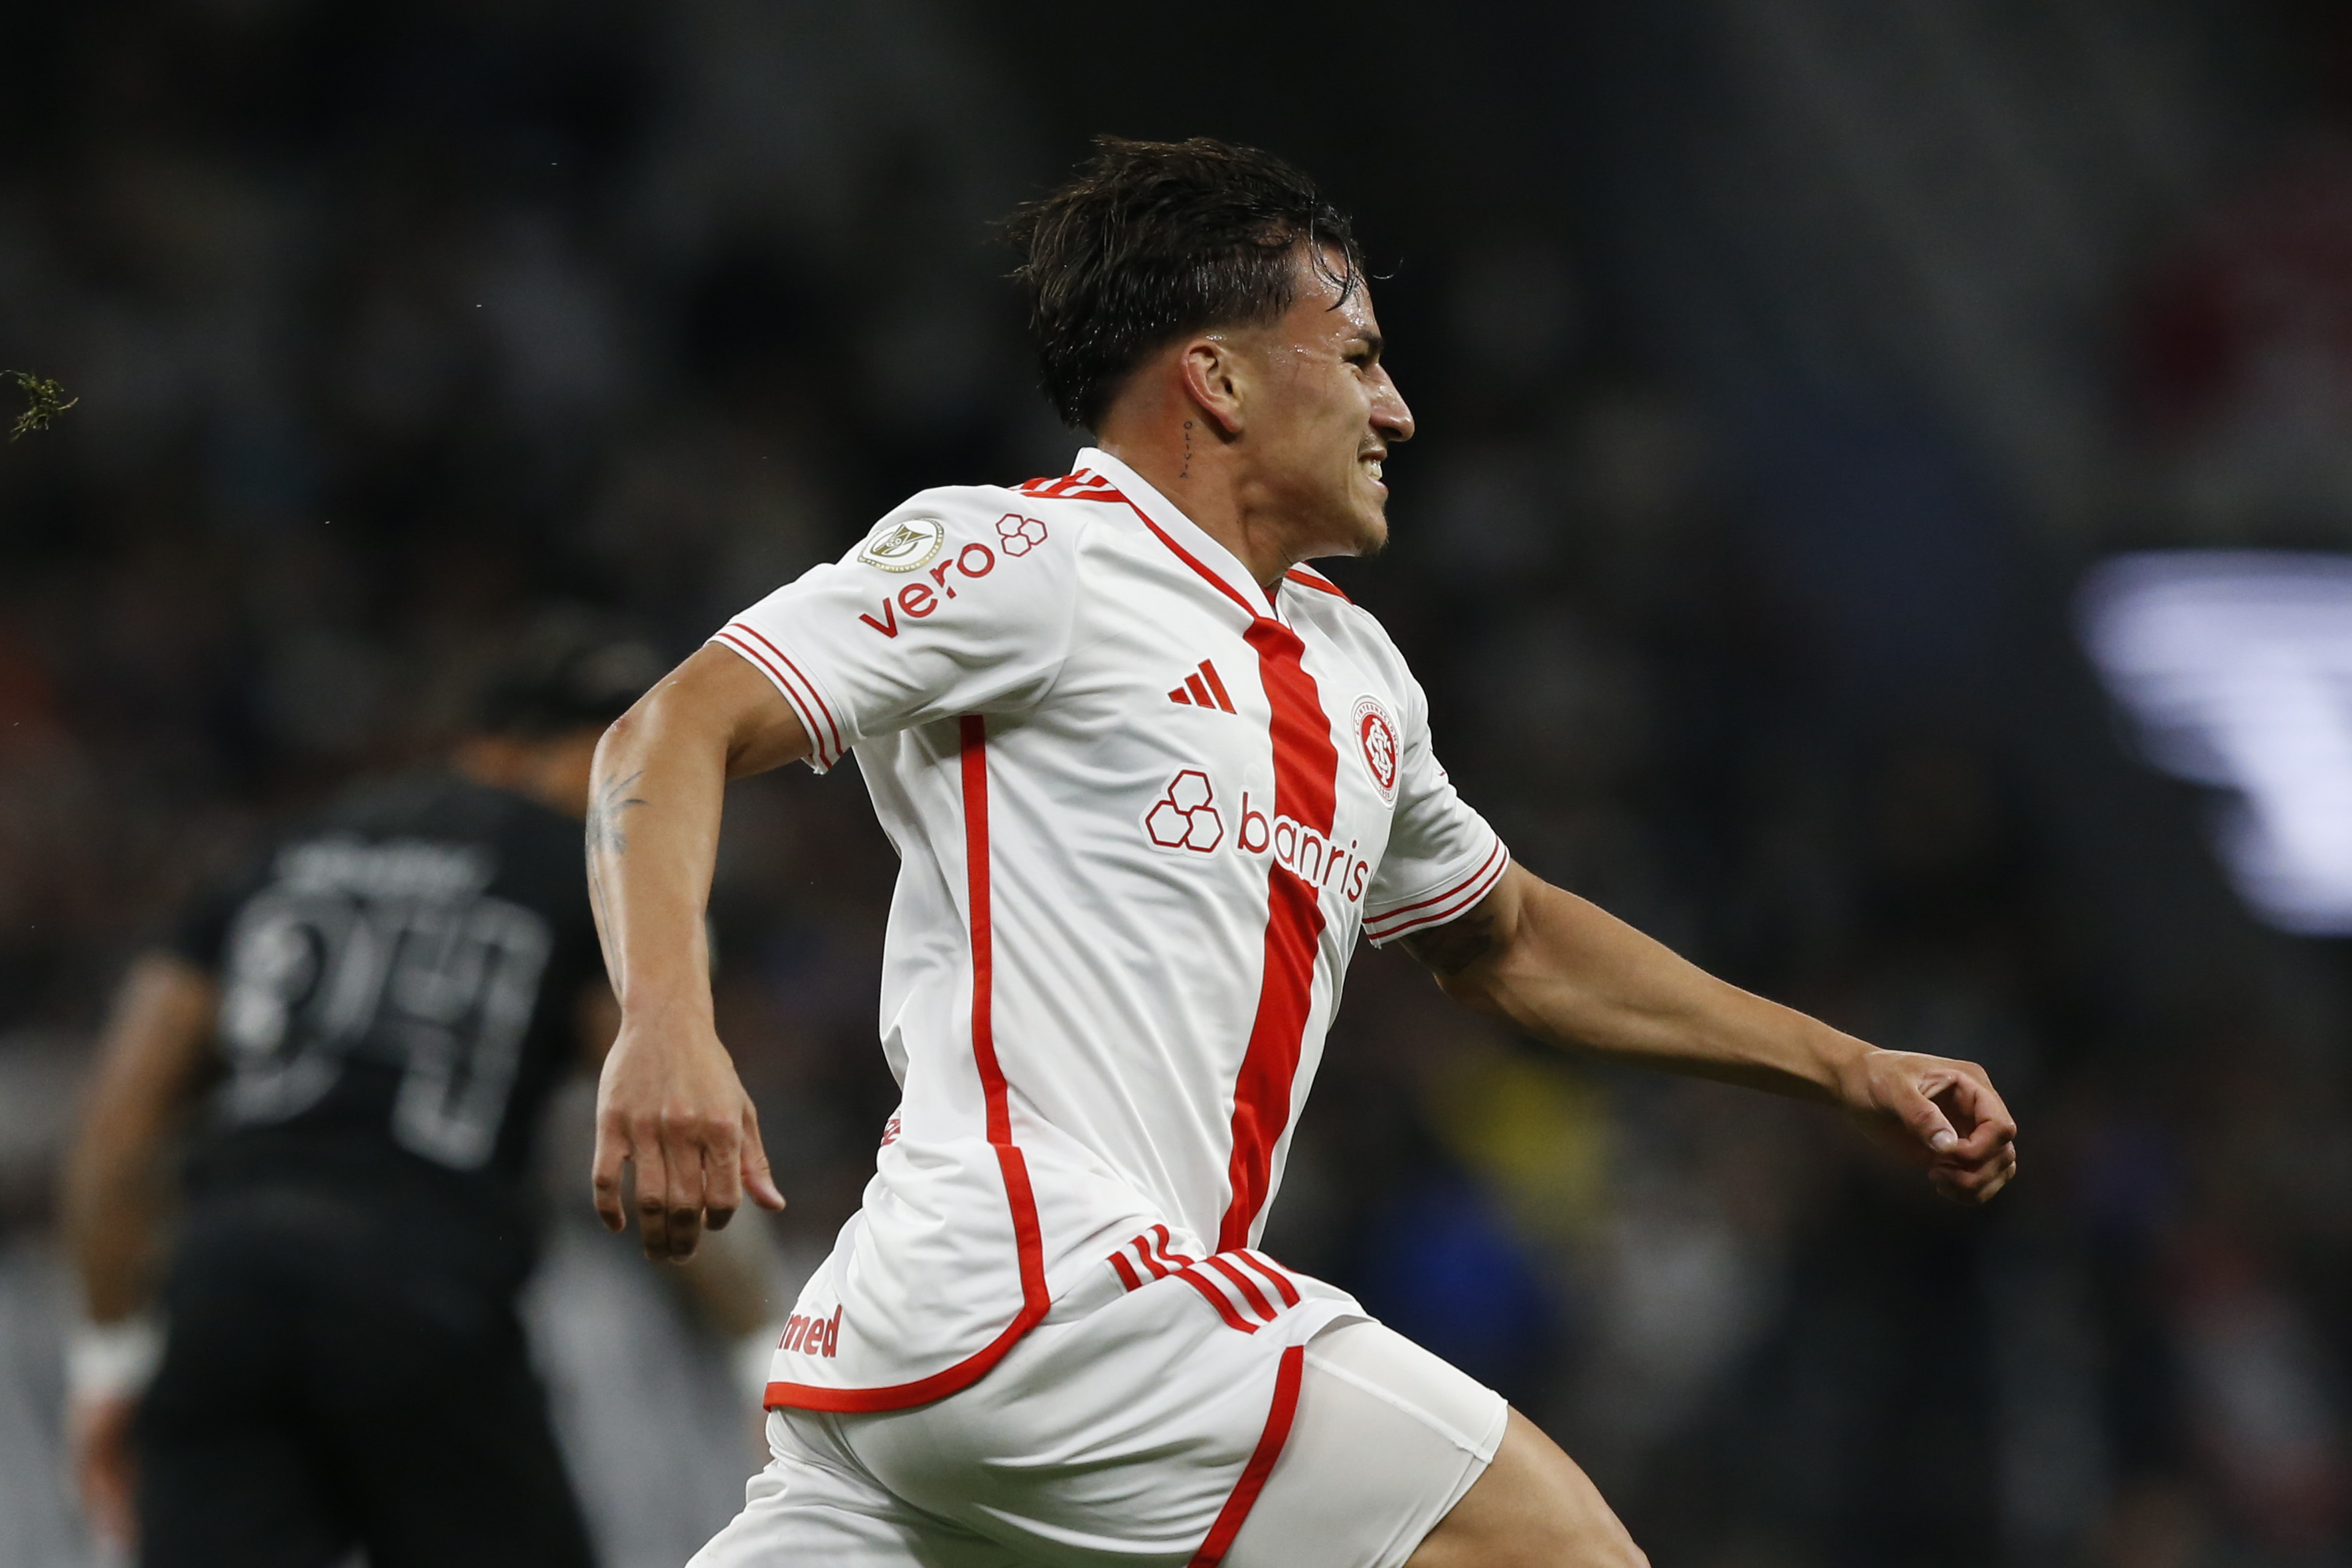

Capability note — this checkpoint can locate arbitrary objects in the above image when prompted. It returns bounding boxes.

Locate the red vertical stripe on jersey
[961,717,1050,1312]
[1217,620,1339,1253]
[1188,1344,1307,1568]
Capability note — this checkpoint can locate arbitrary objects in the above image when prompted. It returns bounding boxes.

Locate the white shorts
[690,1257,1507,1568]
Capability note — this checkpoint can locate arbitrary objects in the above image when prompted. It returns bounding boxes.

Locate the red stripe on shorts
[1187,1344,1307,1567]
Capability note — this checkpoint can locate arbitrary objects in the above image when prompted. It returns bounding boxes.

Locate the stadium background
[3,2,2351,1563]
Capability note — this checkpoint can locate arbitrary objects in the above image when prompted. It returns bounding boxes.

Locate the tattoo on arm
[586,771,648,856]
[1401,909,1500,977]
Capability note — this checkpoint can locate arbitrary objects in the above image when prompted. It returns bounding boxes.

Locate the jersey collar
[1074,447,1281,618]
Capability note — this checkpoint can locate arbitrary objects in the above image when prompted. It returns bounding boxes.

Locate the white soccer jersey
[711,447,1508,1411]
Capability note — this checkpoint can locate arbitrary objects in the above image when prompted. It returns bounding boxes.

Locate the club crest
[1354,696,1399,801]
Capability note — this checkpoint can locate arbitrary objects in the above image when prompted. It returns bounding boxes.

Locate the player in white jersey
[585,138,2019,1568]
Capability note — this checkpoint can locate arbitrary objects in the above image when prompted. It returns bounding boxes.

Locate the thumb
[742,1105,787,1212]
[1895,1078,1962,1156]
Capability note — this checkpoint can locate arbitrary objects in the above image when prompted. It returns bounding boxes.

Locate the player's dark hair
[477,609,665,738]
[1004,136,1364,431]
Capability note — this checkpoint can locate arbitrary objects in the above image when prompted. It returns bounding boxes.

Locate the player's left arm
[58,951,222,1545]
[1401,863,2017,1204]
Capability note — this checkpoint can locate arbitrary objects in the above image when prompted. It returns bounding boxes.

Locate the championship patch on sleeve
[857,516,947,573]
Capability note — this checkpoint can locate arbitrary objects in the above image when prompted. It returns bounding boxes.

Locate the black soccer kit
[139,771,603,1568]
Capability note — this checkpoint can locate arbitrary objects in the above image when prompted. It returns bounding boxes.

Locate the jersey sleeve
[710,493,1079,771]
[1361,671,1510,947]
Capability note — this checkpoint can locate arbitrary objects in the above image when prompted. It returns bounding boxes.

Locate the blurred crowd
[5,3,2352,1566]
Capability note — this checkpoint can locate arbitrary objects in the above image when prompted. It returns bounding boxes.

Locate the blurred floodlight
[2079,552,2352,936]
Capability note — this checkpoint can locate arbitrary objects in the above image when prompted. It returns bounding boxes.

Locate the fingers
[702,1115,745,1233]
[1925,1067,2018,1205]
[590,1117,629,1234]
[1866,1052,2020,1207]
[1891,1073,1962,1157]
[742,1105,788,1212]
[1930,1138,2019,1204]
[632,1125,675,1259]
[1934,1070,2019,1159]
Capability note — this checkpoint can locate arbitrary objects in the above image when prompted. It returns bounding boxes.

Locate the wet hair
[1003,135,1364,431]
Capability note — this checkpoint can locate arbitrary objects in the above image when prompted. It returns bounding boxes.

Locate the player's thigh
[692,1411,1024,1568]
[139,1252,351,1568]
[326,1297,595,1568]
[1402,1409,1647,1568]
[1224,1319,1507,1568]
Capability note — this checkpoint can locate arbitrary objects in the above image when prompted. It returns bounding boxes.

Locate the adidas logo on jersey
[1165,659,1237,713]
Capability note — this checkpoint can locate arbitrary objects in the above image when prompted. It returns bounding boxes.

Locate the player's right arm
[586,644,803,1261]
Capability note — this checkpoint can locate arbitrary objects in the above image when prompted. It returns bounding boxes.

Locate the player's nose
[1371,369,1414,444]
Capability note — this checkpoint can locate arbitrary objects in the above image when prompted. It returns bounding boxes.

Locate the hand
[1841,1048,2018,1204]
[69,1391,139,1549]
[591,1006,786,1260]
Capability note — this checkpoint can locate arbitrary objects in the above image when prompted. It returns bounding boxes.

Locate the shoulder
[846,478,1104,577]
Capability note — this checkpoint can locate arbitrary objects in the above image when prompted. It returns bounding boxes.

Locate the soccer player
[60,623,664,1568]
[587,138,2018,1568]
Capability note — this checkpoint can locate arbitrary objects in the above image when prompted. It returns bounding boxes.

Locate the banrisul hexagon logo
[1144,769,1223,854]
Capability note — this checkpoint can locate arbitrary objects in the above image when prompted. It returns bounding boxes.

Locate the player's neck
[1095,426,1294,591]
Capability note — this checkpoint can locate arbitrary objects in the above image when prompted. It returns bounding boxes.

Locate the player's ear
[1177,335,1247,438]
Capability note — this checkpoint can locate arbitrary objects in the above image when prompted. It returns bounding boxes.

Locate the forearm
[588,647,810,1020]
[62,1133,164,1324]
[60,955,216,1322]
[586,703,726,1022]
[585,646,804,1253]
[1426,868,1870,1104]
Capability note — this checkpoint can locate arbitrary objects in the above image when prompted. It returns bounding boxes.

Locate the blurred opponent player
[60,619,666,1567]
[589,138,2022,1568]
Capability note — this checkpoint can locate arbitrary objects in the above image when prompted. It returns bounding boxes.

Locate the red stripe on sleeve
[1365,845,1512,943]
[1365,841,1504,927]
[726,622,845,763]
[712,631,834,767]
